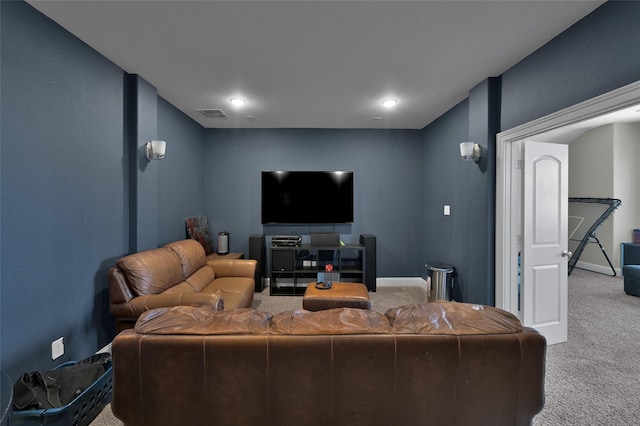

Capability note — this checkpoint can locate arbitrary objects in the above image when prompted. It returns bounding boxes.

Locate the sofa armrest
[207,259,257,279]
[108,266,136,304]
[110,292,224,322]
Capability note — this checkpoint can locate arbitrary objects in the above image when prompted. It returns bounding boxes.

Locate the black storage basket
[11,360,112,426]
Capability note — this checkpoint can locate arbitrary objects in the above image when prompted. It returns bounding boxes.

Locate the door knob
[561,250,572,257]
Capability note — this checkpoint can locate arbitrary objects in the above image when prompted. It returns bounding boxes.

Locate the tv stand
[269,234,376,295]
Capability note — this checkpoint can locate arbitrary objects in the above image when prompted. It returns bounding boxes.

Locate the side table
[206,252,244,261]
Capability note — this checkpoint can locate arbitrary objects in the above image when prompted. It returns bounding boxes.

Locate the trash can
[217,231,229,255]
[426,262,454,302]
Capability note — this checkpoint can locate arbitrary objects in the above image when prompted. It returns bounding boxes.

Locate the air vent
[196,109,228,118]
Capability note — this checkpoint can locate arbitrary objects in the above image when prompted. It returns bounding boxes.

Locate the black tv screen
[261,171,354,224]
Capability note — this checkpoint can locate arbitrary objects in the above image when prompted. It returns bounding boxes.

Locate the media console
[268,234,376,296]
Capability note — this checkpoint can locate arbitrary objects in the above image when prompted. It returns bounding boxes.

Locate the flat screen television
[261,171,354,224]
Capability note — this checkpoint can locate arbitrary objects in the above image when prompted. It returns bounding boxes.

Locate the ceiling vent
[196,109,228,118]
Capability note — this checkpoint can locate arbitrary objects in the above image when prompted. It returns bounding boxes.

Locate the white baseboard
[377,277,427,291]
[574,260,621,277]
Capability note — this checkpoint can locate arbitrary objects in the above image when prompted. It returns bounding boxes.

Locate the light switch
[444,205,451,216]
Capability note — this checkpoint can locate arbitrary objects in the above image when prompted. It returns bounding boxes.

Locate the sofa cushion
[161,282,196,294]
[201,284,253,311]
[270,308,393,335]
[201,276,255,310]
[206,276,253,294]
[134,306,272,335]
[385,301,523,335]
[164,239,206,278]
[185,265,216,292]
[116,248,184,296]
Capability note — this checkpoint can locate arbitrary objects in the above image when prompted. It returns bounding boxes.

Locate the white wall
[613,123,640,250]
[568,123,640,271]
[569,124,614,196]
[568,125,615,268]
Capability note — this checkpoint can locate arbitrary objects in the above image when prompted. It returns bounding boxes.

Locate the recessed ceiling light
[381,99,398,108]
[229,97,246,107]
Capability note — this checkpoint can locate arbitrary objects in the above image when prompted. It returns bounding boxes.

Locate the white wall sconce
[146,140,166,161]
[459,142,481,163]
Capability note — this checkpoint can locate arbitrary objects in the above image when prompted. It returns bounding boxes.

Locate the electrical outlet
[52,337,64,360]
[444,205,451,216]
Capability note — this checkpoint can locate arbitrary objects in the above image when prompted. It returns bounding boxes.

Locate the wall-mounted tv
[261,171,354,224]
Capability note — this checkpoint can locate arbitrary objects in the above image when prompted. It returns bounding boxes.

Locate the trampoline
[568,197,621,276]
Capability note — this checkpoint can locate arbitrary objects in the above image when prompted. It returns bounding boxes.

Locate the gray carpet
[533,269,640,426]
[252,285,428,315]
[91,273,640,425]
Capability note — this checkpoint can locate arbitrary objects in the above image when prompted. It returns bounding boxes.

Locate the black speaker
[359,234,377,292]
[249,234,266,292]
[310,232,340,246]
[272,249,295,272]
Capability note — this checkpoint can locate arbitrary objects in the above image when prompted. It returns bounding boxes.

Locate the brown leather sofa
[112,301,546,426]
[108,239,256,332]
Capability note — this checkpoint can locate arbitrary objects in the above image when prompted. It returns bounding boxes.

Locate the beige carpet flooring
[532,269,640,425]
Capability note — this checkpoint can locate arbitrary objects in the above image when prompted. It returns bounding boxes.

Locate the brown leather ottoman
[302,282,371,311]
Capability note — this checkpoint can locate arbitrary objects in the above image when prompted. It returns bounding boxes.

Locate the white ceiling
[27,0,606,129]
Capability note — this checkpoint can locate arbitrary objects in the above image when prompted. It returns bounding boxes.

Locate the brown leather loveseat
[112,301,546,425]
[108,239,256,332]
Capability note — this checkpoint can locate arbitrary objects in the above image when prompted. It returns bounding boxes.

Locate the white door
[522,140,569,345]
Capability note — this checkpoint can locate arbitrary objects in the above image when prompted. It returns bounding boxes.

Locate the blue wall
[204,129,424,277]
[422,100,473,299]
[129,75,161,252]
[422,0,640,304]
[501,0,640,130]
[157,97,207,245]
[1,1,127,376]
[0,1,206,380]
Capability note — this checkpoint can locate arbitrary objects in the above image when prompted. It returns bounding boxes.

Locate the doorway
[495,80,640,342]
